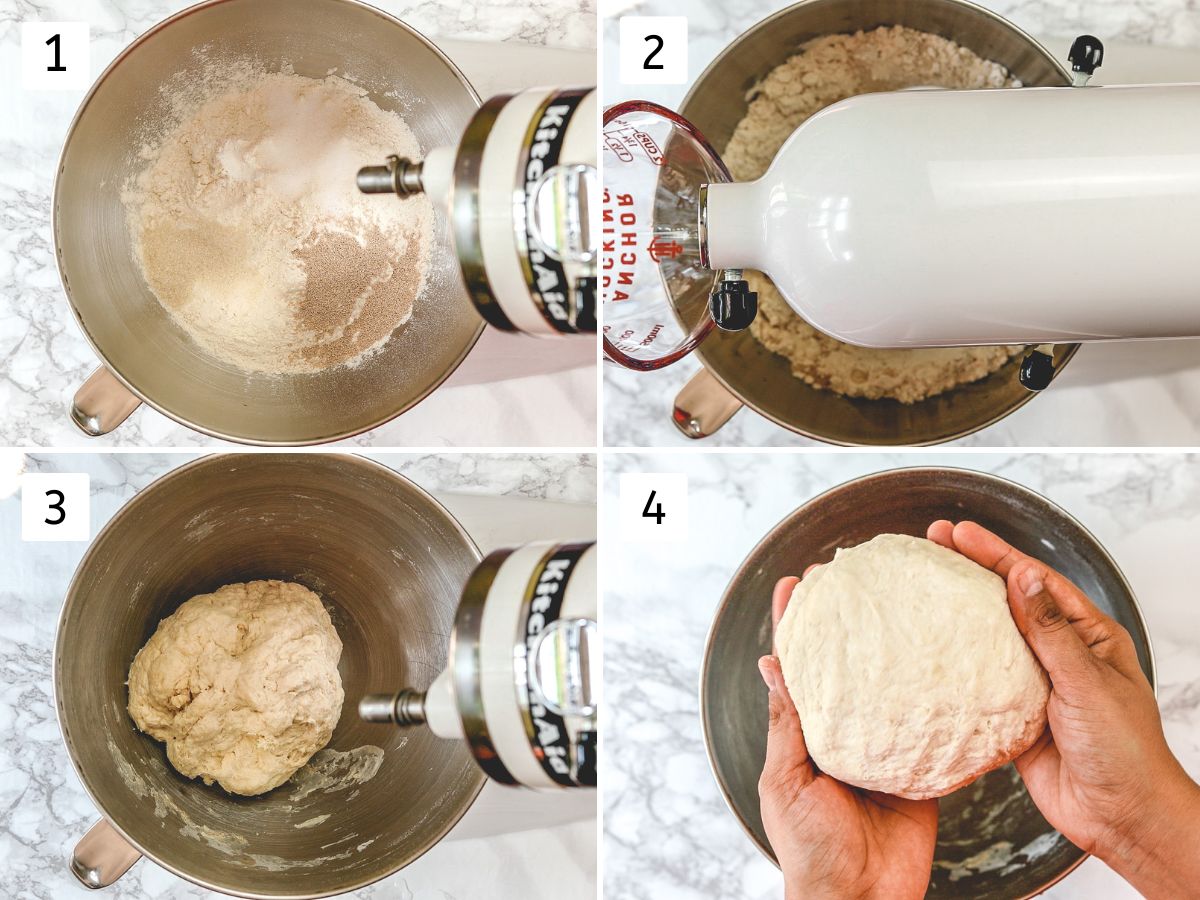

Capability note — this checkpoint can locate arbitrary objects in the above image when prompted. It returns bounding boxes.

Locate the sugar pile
[124,63,431,375]
[723,26,1026,404]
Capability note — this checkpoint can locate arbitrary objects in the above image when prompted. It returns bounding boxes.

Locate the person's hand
[759,574,937,900]
[928,520,1200,900]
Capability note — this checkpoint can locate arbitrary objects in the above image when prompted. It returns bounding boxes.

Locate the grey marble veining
[603,452,1200,899]
[0,0,595,448]
[0,451,596,899]
[601,0,1200,447]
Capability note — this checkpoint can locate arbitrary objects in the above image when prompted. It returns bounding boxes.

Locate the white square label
[619,16,688,86]
[21,22,90,91]
[619,473,687,543]
[21,473,90,541]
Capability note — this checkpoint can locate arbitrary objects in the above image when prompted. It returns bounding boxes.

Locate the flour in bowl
[723,26,1026,403]
[124,64,431,375]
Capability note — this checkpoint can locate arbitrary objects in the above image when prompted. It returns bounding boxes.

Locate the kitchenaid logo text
[526,556,573,777]
[523,94,586,332]
[523,543,588,787]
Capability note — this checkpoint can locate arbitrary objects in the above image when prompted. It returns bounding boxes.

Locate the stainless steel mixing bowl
[55,0,482,445]
[675,0,1079,445]
[54,454,485,898]
[702,467,1154,898]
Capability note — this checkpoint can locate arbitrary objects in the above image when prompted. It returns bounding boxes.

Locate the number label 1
[20,22,90,91]
[619,473,688,543]
[21,473,90,541]
[618,16,688,86]
[45,33,66,71]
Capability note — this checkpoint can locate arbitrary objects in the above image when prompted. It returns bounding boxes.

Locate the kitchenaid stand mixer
[603,36,1200,391]
[360,88,598,339]
[360,541,597,791]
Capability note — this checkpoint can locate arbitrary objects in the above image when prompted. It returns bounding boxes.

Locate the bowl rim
[699,464,1156,897]
[52,0,485,446]
[678,0,1081,446]
[52,452,486,899]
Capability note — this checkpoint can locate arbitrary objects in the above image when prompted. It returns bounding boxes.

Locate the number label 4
[619,473,687,543]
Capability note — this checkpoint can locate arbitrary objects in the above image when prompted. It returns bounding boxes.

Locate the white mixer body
[705,83,1200,348]
[423,541,597,790]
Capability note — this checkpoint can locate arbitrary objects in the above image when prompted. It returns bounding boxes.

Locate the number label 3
[21,473,90,541]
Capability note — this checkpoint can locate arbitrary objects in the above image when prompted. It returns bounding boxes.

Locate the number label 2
[643,34,664,70]
[618,17,687,86]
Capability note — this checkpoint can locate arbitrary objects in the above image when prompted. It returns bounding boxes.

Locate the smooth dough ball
[775,534,1049,799]
[127,580,344,796]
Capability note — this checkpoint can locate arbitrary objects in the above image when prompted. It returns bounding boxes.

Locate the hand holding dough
[127,580,344,796]
[775,533,1049,799]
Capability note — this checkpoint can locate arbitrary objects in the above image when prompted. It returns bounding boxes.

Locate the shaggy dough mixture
[127,580,344,796]
[723,26,1026,403]
[775,534,1049,799]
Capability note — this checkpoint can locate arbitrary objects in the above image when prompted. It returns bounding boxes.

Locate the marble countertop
[602,452,1200,899]
[0,451,596,899]
[0,0,596,448]
[602,0,1200,447]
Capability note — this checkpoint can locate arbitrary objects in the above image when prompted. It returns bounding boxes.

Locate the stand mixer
[603,37,1200,390]
[360,87,597,338]
[360,541,597,790]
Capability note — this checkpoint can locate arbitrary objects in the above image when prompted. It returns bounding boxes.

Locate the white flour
[724,26,1025,403]
[124,62,432,375]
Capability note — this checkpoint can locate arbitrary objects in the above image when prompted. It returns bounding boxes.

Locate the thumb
[758,655,814,800]
[1007,560,1097,697]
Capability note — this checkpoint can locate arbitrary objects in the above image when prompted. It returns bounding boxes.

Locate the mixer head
[360,542,598,791]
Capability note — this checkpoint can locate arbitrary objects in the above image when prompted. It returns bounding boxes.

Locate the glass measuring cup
[602,101,755,371]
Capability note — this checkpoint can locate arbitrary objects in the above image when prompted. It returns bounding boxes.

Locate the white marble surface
[0,0,596,448]
[601,0,1200,447]
[0,451,596,899]
[602,451,1200,899]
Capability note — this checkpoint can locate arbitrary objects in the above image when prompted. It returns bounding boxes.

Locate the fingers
[772,576,801,630]
[1007,560,1101,696]
[933,521,1148,687]
[947,521,1030,578]
[1007,558,1146,683]
[926,519,955,549]
[758,655,814,796]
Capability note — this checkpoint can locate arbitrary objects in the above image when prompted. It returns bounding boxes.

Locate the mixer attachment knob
[709,276,758,331]
[1018,348,1056,392]
[356,155,424,196]
[1068,35,1104,85]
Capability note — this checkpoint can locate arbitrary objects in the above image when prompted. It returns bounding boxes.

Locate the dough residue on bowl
[723,26,1026,403]
[127,580,344,796]
[123,60,432,375]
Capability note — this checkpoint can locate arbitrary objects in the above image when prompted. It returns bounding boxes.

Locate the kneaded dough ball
[775,534,1049,799]
[127,580,344,796]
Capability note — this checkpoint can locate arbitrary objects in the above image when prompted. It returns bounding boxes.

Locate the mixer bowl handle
[70,818,142,888]
[672,367,743,439]
[70,367,141,437]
